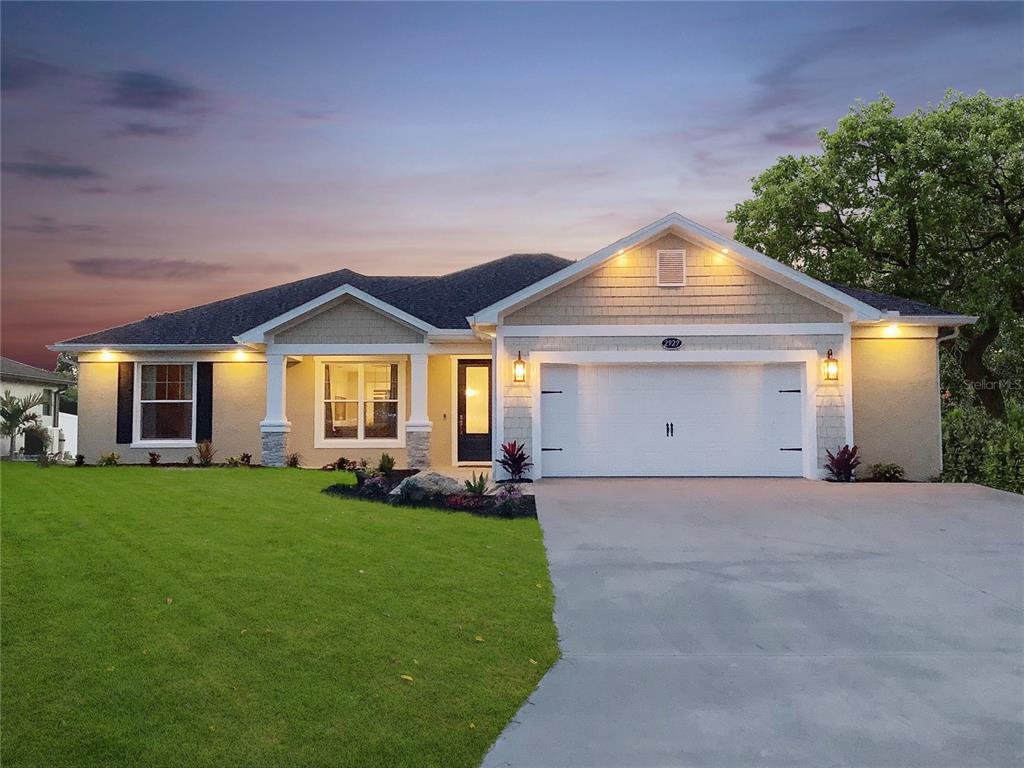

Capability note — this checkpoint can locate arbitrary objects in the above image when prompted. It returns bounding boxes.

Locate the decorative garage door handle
[665,423,675,437]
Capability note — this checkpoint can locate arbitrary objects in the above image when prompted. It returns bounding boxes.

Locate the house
[52,213,975,480]
[1,356,71,457]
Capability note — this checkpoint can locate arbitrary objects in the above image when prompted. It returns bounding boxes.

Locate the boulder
[388,471,463,503]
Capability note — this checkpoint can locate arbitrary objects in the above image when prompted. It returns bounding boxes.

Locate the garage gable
[273,296,426,344]
[505,233,843,325]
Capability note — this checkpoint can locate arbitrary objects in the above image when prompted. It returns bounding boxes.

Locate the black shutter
[195,362,213,442]
[116,362,134,444]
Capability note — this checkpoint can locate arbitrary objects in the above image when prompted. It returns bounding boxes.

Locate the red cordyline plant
[498,441,533,482]
[825,444,861,482]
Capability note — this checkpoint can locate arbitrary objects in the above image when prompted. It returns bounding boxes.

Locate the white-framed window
[656,249,687,287]
[132,362,197,447]
[314,358,405,448]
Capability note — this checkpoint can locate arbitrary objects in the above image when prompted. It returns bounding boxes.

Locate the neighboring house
[0,356,70,457]
[52,213,975,479]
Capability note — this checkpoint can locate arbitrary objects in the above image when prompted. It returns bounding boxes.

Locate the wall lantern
[512,351,527,383]
[824,348,839,381]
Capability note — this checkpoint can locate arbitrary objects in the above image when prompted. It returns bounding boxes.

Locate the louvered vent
[657,249,687,286]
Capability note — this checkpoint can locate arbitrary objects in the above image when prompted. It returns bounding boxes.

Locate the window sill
[131,440,197,449]
[314,438,405,450]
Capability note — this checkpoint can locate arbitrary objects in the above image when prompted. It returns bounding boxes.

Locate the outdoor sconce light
[512,351,527,383]
[824,348,839,381]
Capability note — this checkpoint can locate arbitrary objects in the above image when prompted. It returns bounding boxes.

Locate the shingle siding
[273,298,425,344]
[505,234,843,325]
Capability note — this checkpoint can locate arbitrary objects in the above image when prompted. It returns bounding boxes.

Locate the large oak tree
[728,92,1023,418]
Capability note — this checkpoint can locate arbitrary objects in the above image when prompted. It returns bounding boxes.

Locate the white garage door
[540,363,804,477]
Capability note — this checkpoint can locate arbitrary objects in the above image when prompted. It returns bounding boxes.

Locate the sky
[2,1,1022,367]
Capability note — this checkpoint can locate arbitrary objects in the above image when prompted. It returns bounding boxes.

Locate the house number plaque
[661,337,682,350]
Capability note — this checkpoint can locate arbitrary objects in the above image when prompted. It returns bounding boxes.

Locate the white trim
[266,342,488,356]
[841,327,854,447]
[449,354,493,467]
[853,315,977,327]
[235,284,437,344]
[526,350,820,480]
[52,343,242,352]
[313,356,406,449]
[493,325,505,469]
[132,361,198,447]
[656,249,687,287]
[469,213,883,325]
[501,322,849,337]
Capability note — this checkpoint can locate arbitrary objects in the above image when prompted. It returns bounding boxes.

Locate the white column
[406,353,431,431]
[260,354,291,431]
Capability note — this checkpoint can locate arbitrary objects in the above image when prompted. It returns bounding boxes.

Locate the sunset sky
[3,1,1022,367]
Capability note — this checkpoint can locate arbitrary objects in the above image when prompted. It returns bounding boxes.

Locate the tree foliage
[728,91,1023,418]
[0,389,48,458]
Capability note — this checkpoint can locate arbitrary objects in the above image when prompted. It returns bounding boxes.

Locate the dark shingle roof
[825,282,959,317]
[58,254,965,347]
[1,356,69,386]
[60,254,574,345]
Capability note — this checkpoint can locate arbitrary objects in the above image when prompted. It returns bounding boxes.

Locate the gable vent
[656,249,687,287]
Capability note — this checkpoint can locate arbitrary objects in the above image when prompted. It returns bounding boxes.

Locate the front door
[457,359,492,463]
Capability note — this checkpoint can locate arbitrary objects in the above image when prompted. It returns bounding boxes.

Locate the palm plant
[1,390,48,459]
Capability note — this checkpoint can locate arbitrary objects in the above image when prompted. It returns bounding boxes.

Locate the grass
[1,463,558,767]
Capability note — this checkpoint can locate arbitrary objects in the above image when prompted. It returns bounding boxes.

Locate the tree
[728,92,1023,419]
[55,351,78,411]
[0,390,48,458]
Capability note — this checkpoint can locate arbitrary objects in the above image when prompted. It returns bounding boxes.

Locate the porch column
[405,353,431,469]
[260,354,291,467]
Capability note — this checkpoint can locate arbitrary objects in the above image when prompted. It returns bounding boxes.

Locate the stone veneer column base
[406,430,431,470]
[261,431,289,467]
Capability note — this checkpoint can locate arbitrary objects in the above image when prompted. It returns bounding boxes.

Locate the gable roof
[1,356,69,386]
[470,213,886,324]
[55,254,572,347]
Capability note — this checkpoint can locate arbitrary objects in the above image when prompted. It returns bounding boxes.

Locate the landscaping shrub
[825,444,860,482]
[196,441,216,467]
[498,440,533,482]
[239,452,253,466]
[99,452,120,466]
[148,452,161,466]
[36,452,51,468]
[334,457,356,471]
[981,404,1024,494]
[868,462,905,482]
[464,471,491,496]
[943,403,1024,493]
[225,456,243,468]
[444,494,491,511]
[184,455,195,466]
[74,454,85,467]
[377,452,396,477]
[286,452,301,468]
[359,475,391,499]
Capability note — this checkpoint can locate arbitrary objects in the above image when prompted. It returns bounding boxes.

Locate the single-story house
[52,213,975,479]
[1,356,70,457]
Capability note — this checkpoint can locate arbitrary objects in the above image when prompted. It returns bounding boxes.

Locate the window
[137,363,195,443]
[40,390,52,416]
[321,361,402,443]
[656,249,687,287]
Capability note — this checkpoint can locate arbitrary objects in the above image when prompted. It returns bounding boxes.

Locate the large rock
[388,471,463,503]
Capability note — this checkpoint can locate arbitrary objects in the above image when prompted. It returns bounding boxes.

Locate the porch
[259,352,496,472]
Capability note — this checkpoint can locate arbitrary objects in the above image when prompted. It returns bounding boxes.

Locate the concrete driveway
[483,479,1024,768]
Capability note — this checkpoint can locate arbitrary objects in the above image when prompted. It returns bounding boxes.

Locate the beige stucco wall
[505,234,843,325]
[500,334,847,474]
[77,359,265,464]
[852,337,941,481]
[274,298,425,344]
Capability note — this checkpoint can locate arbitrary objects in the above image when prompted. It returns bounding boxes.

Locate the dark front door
[457,359,492,463]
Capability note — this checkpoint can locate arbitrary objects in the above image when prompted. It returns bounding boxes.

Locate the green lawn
[1,463,558,767]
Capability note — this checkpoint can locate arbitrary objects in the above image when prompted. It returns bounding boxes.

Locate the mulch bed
[321,482,537,519]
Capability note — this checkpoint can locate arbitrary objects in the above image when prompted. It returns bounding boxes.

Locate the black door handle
[670,422,674,437]
[666,422,670,437]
